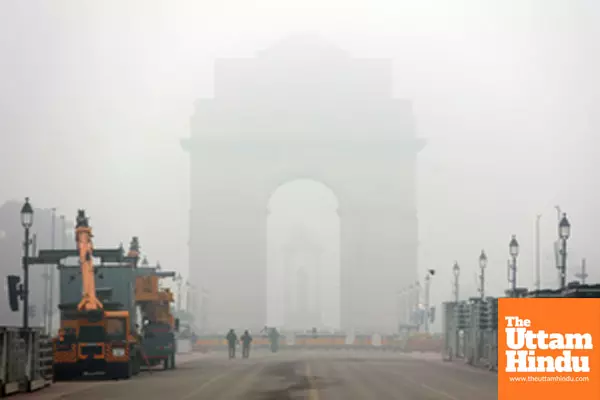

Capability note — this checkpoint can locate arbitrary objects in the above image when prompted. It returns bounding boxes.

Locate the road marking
[177,364,247,400]
[365,361,473,400]
[36,382,109,399]
[346,360,390,399]
[376,357,486,395]
[223,362,268,397]
[420,383,460,400]
[305,362,320,400]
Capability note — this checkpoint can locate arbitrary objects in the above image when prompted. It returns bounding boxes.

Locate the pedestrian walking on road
[241,330,252,358]
[226,329,237,359]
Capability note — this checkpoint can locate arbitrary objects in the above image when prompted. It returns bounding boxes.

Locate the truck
[127,237,179,369]
[52,210,142,380]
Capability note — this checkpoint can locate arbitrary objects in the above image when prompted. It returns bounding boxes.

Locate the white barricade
[177,338,192,354]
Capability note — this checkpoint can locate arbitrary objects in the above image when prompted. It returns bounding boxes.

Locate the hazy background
[1,0,598,331]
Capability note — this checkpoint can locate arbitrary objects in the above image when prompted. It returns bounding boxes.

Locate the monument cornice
[181,137,426,153]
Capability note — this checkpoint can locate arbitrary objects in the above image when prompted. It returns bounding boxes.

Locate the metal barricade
[37,335,54,383]
[0,327,53,397]
[1,328,26,397]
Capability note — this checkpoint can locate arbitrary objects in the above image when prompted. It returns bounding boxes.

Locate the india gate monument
[181,34,424,334]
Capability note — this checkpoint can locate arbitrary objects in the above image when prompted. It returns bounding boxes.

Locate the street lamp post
[185,281,196,314]
[43,208,57,334]
[175,273,183,312]
[424,269,435,333]
[397,286,411,326]
[575,258,588,284]
[396,289,404,327]
[413,281,420,327]
[405,284,413,325]
[200,287,209,333]
[49,208,56,333]
[508,235,519,294]
[49,214,66,335]
[60,215,66,248]
[558,213,571,289]
[20,198,34,329]
[452,262,460,302]
[478,250,487,299]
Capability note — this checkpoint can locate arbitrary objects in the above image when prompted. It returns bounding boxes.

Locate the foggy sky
[1,1,598,331]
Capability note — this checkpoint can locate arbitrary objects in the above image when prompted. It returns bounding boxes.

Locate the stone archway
[267,179,340,331]
[182,34,424,333]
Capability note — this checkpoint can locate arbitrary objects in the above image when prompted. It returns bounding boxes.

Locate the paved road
[19,351,497,399]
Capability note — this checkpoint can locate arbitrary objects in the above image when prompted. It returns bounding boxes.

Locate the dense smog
[0,1,598,399]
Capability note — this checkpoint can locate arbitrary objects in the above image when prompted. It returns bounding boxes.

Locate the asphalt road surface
[19,350,498,399]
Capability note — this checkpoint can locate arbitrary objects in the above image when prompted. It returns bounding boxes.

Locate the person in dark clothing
[240,330,252,358]
[226,329,237,359]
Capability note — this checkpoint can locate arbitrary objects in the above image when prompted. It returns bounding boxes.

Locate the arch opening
[266,179,340,332]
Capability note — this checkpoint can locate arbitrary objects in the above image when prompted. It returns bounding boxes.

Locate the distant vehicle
[141,321,176,369]
[132,238,179,370]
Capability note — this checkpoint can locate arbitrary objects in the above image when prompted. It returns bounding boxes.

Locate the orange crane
[132,245,178,370]
[76,213,103,312]
[52,210,142,380]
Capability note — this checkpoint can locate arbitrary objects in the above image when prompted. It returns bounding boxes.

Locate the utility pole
[60,215,65,248]
[185,283,190,312]
[200,287,208,333]
[43,246,49,332]
[575,258,588,284]
[399,288,408,325]
[47,208,56,335]
[535,214,541,291]
[423,270,435,333]
[176,274,183,312]
[405,286,412,324]
[396,289,403,327]
[413,281,420,328]
[424,276,431,333]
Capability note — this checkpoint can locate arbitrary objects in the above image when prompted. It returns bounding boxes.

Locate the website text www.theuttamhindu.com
[508,376,590,383]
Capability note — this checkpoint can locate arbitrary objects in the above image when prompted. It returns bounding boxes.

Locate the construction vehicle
[127,238,179,369]
[52,210,142,380]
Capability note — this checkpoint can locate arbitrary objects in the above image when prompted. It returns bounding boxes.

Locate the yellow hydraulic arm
[75,210,103,311]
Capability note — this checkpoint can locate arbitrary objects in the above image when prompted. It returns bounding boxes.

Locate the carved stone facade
[183,34,424,333]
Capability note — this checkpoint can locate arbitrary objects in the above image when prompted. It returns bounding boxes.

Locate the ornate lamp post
[558,213,571,289]
[508,235,519,293]
[478,250,487,299]
[20,197,34,329]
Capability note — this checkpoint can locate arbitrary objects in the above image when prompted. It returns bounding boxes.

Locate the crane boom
[75,209,103,311]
